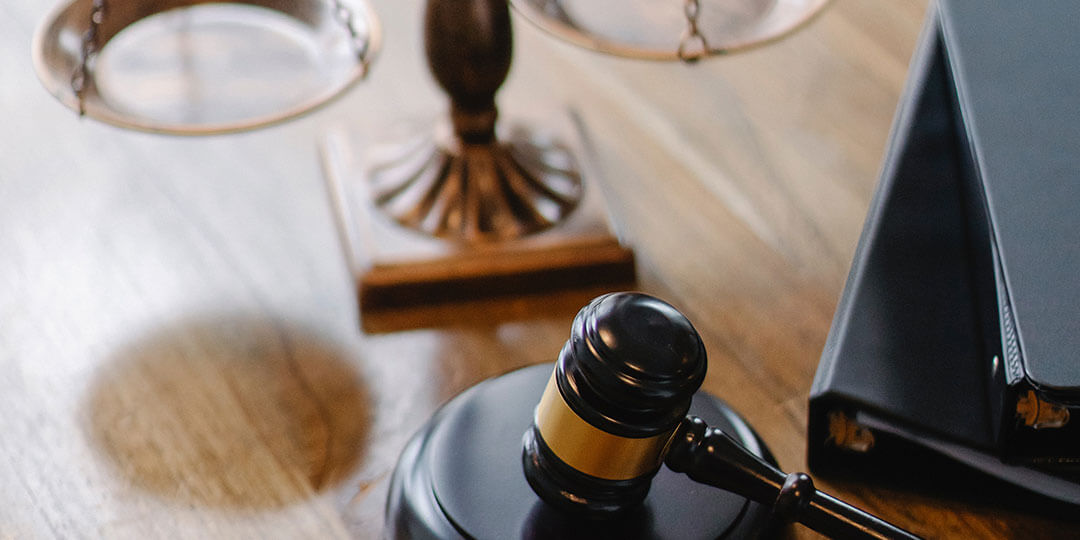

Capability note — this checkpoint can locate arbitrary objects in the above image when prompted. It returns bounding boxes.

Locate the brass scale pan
[33,0,380,135]
[510,0,830,62]
[32,0,826,134]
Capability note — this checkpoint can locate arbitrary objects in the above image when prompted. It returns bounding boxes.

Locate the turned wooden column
[424,0,512,144]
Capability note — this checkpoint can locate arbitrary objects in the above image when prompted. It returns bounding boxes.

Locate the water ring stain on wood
[85,315,373,508]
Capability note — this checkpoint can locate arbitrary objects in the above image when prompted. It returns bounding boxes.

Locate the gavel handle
[665,416,921,540]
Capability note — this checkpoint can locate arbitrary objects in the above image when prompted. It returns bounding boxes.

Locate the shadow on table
[85,314,373,508]
[358,285,624,334]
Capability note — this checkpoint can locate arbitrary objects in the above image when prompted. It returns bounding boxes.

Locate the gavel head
[522,292,707,514]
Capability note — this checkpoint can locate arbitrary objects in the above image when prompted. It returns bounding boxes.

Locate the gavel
[520,293,919,539]
[385,292,921,539]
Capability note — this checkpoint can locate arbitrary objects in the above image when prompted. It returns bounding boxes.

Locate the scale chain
[331,0,372,75]
[72,0,106,116]
[678,0,709,62]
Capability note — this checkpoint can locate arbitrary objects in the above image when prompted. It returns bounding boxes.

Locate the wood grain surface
[1,0,1074,538]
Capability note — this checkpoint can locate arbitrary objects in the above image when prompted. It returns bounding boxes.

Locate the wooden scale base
[384,364,778,539]
[320,113,636,326]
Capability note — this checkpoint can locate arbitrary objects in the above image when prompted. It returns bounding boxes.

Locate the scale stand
[320,0,635,319]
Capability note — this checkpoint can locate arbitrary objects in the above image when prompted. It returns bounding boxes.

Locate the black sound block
[385,364,778,539]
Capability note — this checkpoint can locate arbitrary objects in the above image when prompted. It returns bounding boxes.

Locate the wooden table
[1,0,1072,537]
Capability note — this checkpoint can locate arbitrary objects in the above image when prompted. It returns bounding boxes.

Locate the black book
[808,1,1080,505]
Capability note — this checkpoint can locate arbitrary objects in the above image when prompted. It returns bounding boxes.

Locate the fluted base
[369,125,584,243]
[320,111,635,325]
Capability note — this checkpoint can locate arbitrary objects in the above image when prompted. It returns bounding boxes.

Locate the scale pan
[510,0,828,61]
[33,0,380,135]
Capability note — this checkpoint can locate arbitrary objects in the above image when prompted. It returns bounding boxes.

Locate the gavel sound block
[385,293,919,539]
